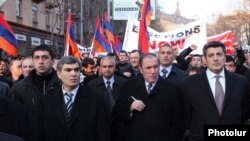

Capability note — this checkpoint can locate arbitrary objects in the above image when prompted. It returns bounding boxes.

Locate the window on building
[56,13,61,30]
[45,10,50,26]
[16,0,22,17]
[32,3,38,22]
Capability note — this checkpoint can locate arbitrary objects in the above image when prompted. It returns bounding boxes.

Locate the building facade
[1,0,65,57]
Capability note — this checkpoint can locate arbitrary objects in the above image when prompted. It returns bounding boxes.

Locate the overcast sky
[157,0,240,23]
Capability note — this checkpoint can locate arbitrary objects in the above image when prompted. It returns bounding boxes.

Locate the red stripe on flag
[138,0,151,54]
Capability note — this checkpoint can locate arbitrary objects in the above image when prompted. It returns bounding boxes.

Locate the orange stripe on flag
[0,36,17,56]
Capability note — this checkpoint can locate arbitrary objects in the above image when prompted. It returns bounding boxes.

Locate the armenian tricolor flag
[103,11,123,53]
[65,10,81,59]
[0,14,18,56]
[92,17,112,53]
[138,0,151,53]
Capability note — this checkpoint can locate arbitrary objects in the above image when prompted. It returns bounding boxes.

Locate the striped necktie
[65,93,74,117]
[147,83,152,94]
[106,81,115,110]
[162,69,168,79]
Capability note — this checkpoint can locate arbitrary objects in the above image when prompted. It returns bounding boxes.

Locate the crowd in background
[0,41,250,141]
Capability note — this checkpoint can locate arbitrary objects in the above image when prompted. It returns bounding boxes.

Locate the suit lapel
[135,77,148,99]
[0,98,7,116]
[113,76,122,100]
[222,71,235,113]
[68,85,90,126]
[150,78,163,96]
[97,77,111,112]
[50,88,66,128]
[198,72,218,108]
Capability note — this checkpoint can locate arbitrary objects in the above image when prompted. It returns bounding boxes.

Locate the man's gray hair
[100,55,116,67]
[57,56,81,71]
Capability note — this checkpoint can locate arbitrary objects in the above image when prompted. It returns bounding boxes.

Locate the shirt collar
[160,65,172,73]
[62,85,79,96]
[103,75,115,84]
[206,68,225,80]
[144,80,157,90]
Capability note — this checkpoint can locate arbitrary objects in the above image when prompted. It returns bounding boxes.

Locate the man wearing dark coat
[181,41,250,141]
[41,56,110,141]
[87,56,125,141]
[0,81,10,96]
[0,96,32,141]
[11,45,59,141]
[158,44,188,85]
[112,53,185,141]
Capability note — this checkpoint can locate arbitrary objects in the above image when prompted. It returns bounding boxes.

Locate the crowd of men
[0,41,250,141]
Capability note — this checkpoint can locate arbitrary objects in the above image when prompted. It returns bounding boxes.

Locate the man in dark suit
[112,53,185,141]
[122,50,142,79]
[41,56,110,141]
[0,96,32,141]
[181,41,249,141]
[244,69,250,83]
[0,132,24,141]
[80,57,98,85]
[87,56,125,141]
[88,55,125,114]
[158,44,188,85]
[0,81,10,96]
[242,69,250,124]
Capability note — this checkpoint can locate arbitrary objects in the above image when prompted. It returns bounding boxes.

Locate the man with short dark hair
[117,50,130,76]
[225,55,236,73]
[113,53,184,141]
[158,44,188,85]
[80,57,98,85]
[0,59,12,87]
[182,41,249,141]
[42,56,110,141]
[189,54,203,68]
[11,44,59,141]
[122,50,141,79]
[0,59,8,76]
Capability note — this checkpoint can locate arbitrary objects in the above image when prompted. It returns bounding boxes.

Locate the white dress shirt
[62,85,79,104]
[159,65,172,78]
[206,69,226,98]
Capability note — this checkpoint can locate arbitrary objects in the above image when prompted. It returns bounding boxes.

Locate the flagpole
[80,0,83,44]
[64,8,71,56]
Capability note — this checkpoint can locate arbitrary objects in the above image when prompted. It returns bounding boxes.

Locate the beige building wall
[1,0,61,34]
[0,0,65,56]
